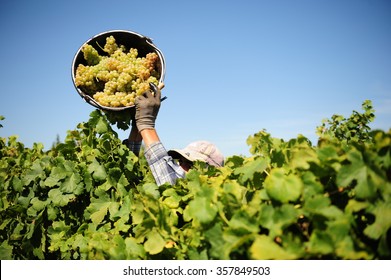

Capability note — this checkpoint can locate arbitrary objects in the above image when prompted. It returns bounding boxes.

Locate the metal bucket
[71,30,166,111]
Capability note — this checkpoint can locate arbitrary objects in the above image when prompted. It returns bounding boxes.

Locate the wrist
[136,120,155,131]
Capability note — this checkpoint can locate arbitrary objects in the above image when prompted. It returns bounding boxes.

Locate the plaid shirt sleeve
[143,141,186,186]
[123,140,142,156]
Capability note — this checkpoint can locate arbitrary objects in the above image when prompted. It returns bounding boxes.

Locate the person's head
[168,141,224,172]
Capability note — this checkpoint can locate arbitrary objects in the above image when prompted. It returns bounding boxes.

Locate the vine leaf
[22,161,44,185]
[264,168,303,203]
[337,150,380,199]
[233,157,269,182]
[144,229,166,255]
[88,159,107,181]
[48,188,75,207]
[88,200,112,225]
[250,235,297,260]
[364,202,391,239]
[184,196,218,224]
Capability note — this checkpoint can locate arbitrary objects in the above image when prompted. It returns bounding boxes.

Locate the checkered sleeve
[143,142,186,186]
[123,139,142,156]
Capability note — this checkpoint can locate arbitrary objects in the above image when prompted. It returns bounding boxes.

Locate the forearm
[139,128,160,148]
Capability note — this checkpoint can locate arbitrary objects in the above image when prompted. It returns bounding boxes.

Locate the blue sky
[1,0,390,157]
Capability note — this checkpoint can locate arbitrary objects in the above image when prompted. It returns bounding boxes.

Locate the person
[123,83,224,186]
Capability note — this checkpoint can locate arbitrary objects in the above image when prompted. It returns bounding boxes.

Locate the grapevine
[75,35,160,108]
[0,101,390,260]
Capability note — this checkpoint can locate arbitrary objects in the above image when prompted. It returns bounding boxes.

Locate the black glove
[135,83,161,132]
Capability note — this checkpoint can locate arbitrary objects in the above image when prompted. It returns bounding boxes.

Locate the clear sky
[1,0,390,157]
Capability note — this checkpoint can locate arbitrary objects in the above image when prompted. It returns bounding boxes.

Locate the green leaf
[87,199,112,225]
[88,159,107,181]
[47,206,59,221]
[131,201,145,225]
[326,218,371,260]
[337,150,380,199]
[44,161,69,187]
[327,217,352,246]
[140,183,160,199]
[96,117,109,134]
[11,176,23,192]
[22,161,44,185]
[111,195,132,220]
[259,204,299,237]
[117,173,129,188]
[163,189,181,209]
[144,229,166,255]
[303,194,343,219]
[0,241,13,260]
[229,209,259,234]
[185,196,218,224]
[306,230,334,255]
[317,205,344,219]
[44,176,61,188]
[334,236,371,259]
[250,235,297,260]
[48,188,75,207]
[204,222,227,259]
[27,197,48,216]
[291,146,318,170]
[234,157,269,182]
[304,194,330,213]
[72,234,89,255]
[364,202,391,240]
[60,173,83,195]
[222,180,246,202]
[47,221,71,252]
[301,171,324,198]
[125,237,146,259]
[113,217,131,234]
[264,168,303,203]
[90,205,108,225]
[317,145,340,162]
[345,199,369,214]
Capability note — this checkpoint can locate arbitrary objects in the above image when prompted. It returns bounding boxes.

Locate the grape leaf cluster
[0,101,390,260]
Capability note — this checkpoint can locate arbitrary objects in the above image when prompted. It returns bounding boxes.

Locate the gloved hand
[135,82,161,132]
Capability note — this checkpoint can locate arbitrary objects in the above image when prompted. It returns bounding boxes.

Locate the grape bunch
[75,35,160,108]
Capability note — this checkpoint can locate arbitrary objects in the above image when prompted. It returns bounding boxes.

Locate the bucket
[71,30,166,111]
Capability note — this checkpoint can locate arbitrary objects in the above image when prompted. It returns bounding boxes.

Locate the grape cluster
[75,35,160,108]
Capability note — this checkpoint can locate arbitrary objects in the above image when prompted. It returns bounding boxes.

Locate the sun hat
[168,141,224,167]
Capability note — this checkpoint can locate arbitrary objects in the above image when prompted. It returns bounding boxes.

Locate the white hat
[168,141,224,167]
